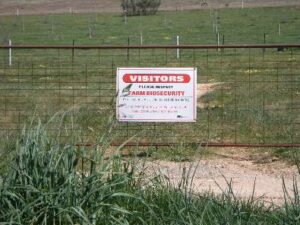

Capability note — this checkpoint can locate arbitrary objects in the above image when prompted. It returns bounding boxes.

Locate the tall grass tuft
[0,117,144,224]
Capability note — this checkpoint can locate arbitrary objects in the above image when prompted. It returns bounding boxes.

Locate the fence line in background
[0,44,299,148]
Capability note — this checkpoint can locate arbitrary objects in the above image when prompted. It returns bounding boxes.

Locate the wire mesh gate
[0,44,299,147]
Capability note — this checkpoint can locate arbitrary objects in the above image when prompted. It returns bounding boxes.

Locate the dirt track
[142,149,300,206]
[194,84,299,205]
[0,0,299,16]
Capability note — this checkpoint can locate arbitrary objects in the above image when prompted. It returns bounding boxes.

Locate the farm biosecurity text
[129,91,185,96]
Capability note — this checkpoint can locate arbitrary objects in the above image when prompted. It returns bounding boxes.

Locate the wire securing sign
[117,67,197,122]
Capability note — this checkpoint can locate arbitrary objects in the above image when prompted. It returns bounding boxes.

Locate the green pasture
[0,6,299,147]
[0,7,299,45]
[0,48,299,146]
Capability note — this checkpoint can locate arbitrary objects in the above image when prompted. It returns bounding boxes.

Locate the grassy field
[0,7,300,45]
[0,7,299,148]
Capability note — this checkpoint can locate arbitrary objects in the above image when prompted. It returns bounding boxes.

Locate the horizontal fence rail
[1,44,300,49]
[0,44,299,148]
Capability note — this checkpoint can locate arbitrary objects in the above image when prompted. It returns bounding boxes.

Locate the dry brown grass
[0,0,299,16]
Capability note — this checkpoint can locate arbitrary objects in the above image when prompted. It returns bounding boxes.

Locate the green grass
[1,47,299,146]
[0,7,300,45]
[0,6,299,155]
[1,120,300,224]
[1,8,300,223]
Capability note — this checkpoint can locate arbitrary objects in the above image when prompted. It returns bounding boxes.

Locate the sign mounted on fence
[117,68,197,122]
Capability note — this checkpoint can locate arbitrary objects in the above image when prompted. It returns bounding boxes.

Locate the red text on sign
[123,74,190,83]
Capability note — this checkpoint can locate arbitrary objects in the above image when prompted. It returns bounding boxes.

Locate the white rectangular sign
[116,67,197,122]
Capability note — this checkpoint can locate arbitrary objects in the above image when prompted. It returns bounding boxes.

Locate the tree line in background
[121,0,161,16]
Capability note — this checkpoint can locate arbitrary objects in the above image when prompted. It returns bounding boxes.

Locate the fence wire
[0,45,299,147]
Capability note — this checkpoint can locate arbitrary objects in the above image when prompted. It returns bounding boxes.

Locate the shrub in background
[121,0,161,16]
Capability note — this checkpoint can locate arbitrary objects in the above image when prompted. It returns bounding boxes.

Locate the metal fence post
[8,39,12,66]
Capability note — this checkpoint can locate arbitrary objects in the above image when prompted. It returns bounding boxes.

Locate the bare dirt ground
[0,0,299,16]
[197,83,221,108]
[141,148,300,206]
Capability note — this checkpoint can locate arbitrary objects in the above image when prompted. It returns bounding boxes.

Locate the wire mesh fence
[0,44,299,147]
